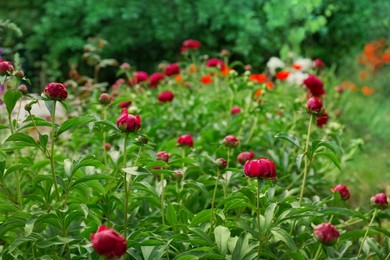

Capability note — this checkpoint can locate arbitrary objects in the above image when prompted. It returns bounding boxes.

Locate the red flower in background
[371,192,388,208]
[231,106,241,115]
[206,58,226,70]
[314,59,325,68]
[90,225,127,259]
[158,90,174,103]
[307,97,323,113]
[223,135,239,148]
[316,113,329,127]
[164,63,180,76]
[237,151,255,165]
[249,74,268,83]
[182,39,201,53]
[156,151,170,163]
[177,134,194,148]
[201,75,213,84]
[314,223,339,245]
[276,70,290,80]
[303,75,326,97]
[331,184,350,200]
[0,60,14,75]
[149,73,165,88]
[118,101,132,109]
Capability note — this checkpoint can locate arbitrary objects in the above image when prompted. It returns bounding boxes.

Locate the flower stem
[210,169,221,232]
[102,106,108,167]
[160,173,165,225]
[49,101,61,201]
[257,179,262,260]
[224,148,231,198]
[123,133,129,238]
[299,114,314,203]
[313,244,322,260]
[356,209,378,259]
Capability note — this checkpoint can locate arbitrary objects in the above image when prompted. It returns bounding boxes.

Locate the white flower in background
[267,57,285,75]
[293,58,313,71]
[286,71,309,86]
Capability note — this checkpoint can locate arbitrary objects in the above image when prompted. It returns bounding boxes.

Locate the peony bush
[0,38,389,259]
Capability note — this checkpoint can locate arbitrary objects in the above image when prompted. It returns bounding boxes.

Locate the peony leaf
[4,89,22,114]
[274,133,300,148]
[57,116,95,137]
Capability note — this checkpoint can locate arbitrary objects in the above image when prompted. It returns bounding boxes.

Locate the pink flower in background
[90,225,127,259]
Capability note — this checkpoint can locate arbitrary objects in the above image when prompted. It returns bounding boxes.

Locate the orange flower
[201,75,213,84]
[254,89,262,97]
[265,81,274,90]
[362,86,374,95]
[175,75,183,83]
[249,74,268,83]
[292,64,302,70]
[340,81,356,92]
[222,67,232,76]
[382,53,390,63]
[276,71,289,80]
[189,64,196,74]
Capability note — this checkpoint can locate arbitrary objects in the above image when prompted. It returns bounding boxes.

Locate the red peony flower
[314,223,339,245]
[201,75,213,84]
[118,101,132,109]
[116,108,141,132]
[158,90,174,103]
[276,70,290,80]
[223,135,239,148]
[43,82,68,101]
[99,93,112,105]
[90,225,127,259]
[177,134,193,148]
[164,63,180,76]
[331,184,350,200]
[149,73,165,88]
[316,113,329,127]
[206,58,226,70]
[371,192,388,208]
[0,60,14,76]
[249,74,268,83]
[237,151,255,165]
[215,158,227,169]
[303,75,326,97]
[130,71,149,85]
[182,39,201,50]
[314,59,325,68]
[156,151,170,163]
[244,158,276,179]
[231,106,241,115]
[307,97,323,113]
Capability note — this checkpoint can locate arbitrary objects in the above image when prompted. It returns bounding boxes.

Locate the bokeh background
[1,0,389,206]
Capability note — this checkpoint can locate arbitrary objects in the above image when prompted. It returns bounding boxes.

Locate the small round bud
[17,84,28,95]
[223,135,239,148]
[14,70,25,78]
[215,158,227,169]
[98,93,112,105]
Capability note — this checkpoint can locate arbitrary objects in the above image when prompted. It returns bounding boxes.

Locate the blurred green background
[1,0,389,206]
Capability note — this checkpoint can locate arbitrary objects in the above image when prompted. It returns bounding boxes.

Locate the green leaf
[44,100,55,116]
[165,201,178,226]
[93,119,120,132]
[274,133,300,148]
[263,203,277,233]
[57,116,95,136]
[191,209,212,227]
[188,227,214,247]
[214,226,230,256]
[25,214,39,236]
[314,152,341,170]
[312,140,340,154]
[4,89,22,114]
[270,226,297,251]
[296,154,304,170]
[36,236,76,248]
[70,174,114,190]
[232,232,254,259]
[70,154,105,177]
[39,133,49,153]
[5,133,40,148]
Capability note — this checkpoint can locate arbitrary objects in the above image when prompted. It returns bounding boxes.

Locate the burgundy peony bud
[335,86,344,94]
[237,151,255,165]
[223,135,239,148]
[314,223,339,245]
[164,63,180,76]
[215,158,227,169]
[314,59,325,68]
[316,113,329,127]
[118,101,132,109]
[116,108,141,133]
[331,184,350,200]
[90,225,127,259]
[206,58,226,70]
[177,134,193,148]
[103,143,111,151]
[371,193,388,208]
[244,158,276,179]
[149,73,165,88]
[156,151,170,162]
[99,93,112,105]
[158,91,174,103]
[182,39,201,50]
[0,60,14,76]
[43,82,68,101]
[231,106,241,115]
[303,75,326,97]
[17,84,28,95]
[307,97,323,113]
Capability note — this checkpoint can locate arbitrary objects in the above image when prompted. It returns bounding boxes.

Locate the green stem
[336,218,364,228]
[356,209,378,259]
[299,114,314,203]
[123,133,129,238]
[49,101,61,201]
[313,244,322,260]
[257,179,262,260]
[224,148,231,198]
[102,107,108,167]
[160,174,165,225]
[210,169,221,232]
